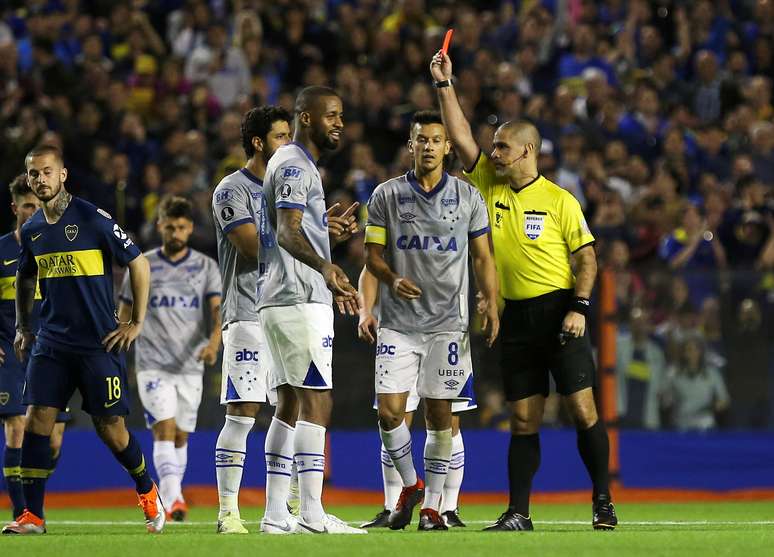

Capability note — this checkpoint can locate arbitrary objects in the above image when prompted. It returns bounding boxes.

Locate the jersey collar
[406,170,449,199]
[290,141,316,164]
[157,247,191,267]
[511,174,542,194]
[240,167,263,186]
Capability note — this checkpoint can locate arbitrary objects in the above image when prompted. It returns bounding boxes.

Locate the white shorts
[372,380,478,414]
[220,320,276,405]
[136,370,203,433]
[260,303,334,390]
[375,328,474,402]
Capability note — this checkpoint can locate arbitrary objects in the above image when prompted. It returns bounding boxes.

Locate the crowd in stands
[0,0,772,429]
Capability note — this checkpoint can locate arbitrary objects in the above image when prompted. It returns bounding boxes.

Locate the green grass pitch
[2,502,773,556]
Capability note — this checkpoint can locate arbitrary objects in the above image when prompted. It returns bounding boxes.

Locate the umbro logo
[399,212,416,223]
[444,379,460,388]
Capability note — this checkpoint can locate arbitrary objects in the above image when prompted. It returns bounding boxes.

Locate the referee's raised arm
[430,52,617,533]
[430,51,480,171]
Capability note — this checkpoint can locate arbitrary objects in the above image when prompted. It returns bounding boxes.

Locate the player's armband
[364,225,387,245]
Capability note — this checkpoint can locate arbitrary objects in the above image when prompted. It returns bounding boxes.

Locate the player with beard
[0,174,69,522]
[258,86,365,534]
[3,145,162,535]
[117,195,221,522]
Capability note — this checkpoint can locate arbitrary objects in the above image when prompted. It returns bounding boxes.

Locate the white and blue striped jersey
[258,142,333,309]
[120,248,221,374]
[365,171,489,333]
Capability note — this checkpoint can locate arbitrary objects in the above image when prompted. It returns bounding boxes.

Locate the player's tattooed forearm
[278,210,326,272]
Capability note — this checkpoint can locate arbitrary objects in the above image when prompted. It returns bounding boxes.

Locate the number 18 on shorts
[374,328,475,401]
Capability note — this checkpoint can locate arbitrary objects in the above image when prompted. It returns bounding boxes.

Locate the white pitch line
[45,519,774,527]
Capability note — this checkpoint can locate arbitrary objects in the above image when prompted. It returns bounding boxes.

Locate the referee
[431,51,617,531]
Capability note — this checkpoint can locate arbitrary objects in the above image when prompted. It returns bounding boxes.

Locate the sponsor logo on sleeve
[97,208,113,219]
[282,166,303,181]
[113,223,134,248]
[214,189,233,204]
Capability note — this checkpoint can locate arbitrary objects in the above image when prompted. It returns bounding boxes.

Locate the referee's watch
[433,79,452,88]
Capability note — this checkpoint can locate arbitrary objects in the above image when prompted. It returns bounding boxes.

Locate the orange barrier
[597,268,620,488]
[37,486,774,509]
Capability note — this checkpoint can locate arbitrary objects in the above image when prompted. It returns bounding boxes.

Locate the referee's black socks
[576,420,611,500]
[508,433,540,516]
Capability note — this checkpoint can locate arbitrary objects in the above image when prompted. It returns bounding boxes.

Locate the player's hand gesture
[430,50,453,82]
[197,343,219,366]
[562,311,586,339]
[322,262,360,315]
[358,312,378,343]
[13,329,34,363]
[392,277,422,300]
[102,321,143,352]
[327,202,360,245]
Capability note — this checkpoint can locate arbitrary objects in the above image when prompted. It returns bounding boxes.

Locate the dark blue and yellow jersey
[0,231,43,346]
[17,197,141,352]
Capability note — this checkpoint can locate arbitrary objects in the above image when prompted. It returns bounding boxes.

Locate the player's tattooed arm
[470,234,500,347]
[277,207,360,314]
[365,243,422,301]
[13,273,37,362]
[197,297,222,366]
[103,254,150,352]
[357,266,379,343]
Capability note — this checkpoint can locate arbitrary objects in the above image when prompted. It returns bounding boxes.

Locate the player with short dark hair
[2,145,164,535]
[361,111,498,531]
[117,194,222,523]
[211,105,292,534]
[258,86,365,534]
[0,174,69,522]
[432,51,617,531]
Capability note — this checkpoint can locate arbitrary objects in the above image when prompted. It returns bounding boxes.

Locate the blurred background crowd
[0,0,772,431]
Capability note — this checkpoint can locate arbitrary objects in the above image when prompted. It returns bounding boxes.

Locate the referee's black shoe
[592,495,618,530]
[442,509,466,528]
[360,508,390,528]
[482,509,534,531]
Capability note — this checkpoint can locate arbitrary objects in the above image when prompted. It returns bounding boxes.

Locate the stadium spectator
[662,334,730,431]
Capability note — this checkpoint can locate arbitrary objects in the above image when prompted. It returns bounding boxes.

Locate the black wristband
[569,296,590,317]
[433,79,452,88]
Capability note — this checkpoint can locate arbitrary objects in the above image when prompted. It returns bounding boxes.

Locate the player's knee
[424,402,452,431]
[299,390,332,425]
[377,406,403,431]
[510,412,539,435]
[226,402,260,418]
[92,415,129,451]
[24,407,57,436]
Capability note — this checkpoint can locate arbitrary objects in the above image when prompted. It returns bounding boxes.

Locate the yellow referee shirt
[464,152,595,300]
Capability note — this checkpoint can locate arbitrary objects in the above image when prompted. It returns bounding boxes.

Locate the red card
[441,29,454,55]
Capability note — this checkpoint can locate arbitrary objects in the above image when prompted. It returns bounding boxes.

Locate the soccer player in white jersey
[259,86,365,535]
[118,196,221,522]
[357,267,476,529]
[210,106,292,534]
[362,110,500,531]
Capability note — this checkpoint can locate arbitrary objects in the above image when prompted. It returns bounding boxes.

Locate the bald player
[431,51,617,531]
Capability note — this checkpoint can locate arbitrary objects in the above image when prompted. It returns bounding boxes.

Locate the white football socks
[264,417,295,520]
[422,428,452,511]
[379,421,418,487]
[294,420,326,524]
[153,440,178,506]
[175,443,188,502]
[215,415,254,519]
[441,432,464,513]
[381,443,402,511]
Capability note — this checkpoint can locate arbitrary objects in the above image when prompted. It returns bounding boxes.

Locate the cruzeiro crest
[64,224,78,241]
[523,210,546,240]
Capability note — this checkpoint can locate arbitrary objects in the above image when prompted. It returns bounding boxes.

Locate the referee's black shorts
[499,289,596,401]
